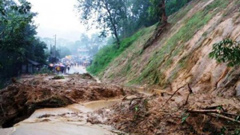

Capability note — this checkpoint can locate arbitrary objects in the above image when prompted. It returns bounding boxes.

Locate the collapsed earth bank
[0,74,129,128]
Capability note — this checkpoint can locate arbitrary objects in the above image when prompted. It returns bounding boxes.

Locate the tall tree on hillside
[120,0,158,38]
[160,0,167,24]
[149,0,167,24]
[142,0,168,51]
[77,0,126,48]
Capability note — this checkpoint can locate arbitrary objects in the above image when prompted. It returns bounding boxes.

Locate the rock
[235,81,240,97]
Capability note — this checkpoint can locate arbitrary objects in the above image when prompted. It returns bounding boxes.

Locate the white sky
[27,0,94,41]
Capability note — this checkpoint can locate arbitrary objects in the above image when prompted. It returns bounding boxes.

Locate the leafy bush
[209,39,240,67]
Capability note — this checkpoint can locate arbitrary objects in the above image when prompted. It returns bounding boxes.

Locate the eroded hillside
[99,0,240,97]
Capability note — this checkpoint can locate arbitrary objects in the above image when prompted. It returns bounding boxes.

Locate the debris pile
[88,85,240,135]
[0,74,126,128]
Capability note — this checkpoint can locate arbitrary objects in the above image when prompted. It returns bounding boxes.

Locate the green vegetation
[85,0,194,78]
[0,0,47,88]
[209,39,240,67]
[131,0,229,87]
[87,29,147,75]
[52,75,65,80]
[168,2,193,24]
[77,0,192,48]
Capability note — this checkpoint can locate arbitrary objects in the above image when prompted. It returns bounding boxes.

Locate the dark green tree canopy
[77,0,192,48]
[0,0,47,87]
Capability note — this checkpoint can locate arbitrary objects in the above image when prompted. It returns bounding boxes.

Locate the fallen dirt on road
[0,74,240,135]
[88,85,240,135]
[0,74,130,128]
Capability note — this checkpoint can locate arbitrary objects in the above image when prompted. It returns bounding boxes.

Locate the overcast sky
[27,0,93,41]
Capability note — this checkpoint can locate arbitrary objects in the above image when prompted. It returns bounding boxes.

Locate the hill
[90,0,240,98]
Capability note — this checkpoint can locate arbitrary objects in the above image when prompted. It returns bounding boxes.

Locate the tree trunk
[104,1,120,48]
[142,0,168,51]
[112,24,120,48]
[160,0,167,24]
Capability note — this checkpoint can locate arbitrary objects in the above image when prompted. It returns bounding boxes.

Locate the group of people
[48,63,71,74]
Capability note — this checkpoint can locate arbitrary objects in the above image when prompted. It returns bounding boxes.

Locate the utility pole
[54,35,57,48]
[54,35,57,58]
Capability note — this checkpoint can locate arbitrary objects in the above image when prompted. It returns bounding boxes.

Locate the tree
[148,0,167,24]
[77,0,126,48]
[142,0,168,51]
[209,39,240,67]
[0,0,47,87]
[166,0,192,16]
[77,0,192,51]
[119,0,157,38]
[59,46,72,58]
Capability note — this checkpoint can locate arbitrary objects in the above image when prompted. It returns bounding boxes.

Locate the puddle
[12,122,115,135]
[2,99,122,135]
[83,99,120,111]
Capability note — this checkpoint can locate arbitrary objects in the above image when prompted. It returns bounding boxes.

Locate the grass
[87,27,150,75]
[132,0,230,87]
[168,1,193,24]
[87,0,231,87]
[52,75,65,80]
[120,63,131,76]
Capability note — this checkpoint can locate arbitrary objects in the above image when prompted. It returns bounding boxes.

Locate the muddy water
[1,99,121,135]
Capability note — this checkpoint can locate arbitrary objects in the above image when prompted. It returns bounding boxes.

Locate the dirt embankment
[0,74,128,128]
[88,85,240,135]
[85,1,240,133]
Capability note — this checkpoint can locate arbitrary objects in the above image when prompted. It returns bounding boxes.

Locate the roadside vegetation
[0,0,47,88]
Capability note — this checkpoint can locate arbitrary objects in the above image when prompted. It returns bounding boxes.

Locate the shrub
[209,39,240,67]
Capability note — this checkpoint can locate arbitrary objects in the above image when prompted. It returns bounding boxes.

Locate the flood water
[0,99,121,135]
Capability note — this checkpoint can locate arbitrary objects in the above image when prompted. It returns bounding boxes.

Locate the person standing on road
[56,66,60,74]
[67,66,70,73]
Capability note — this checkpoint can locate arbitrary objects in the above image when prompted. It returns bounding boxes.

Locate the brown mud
[0,74,129,128]
[88,85,240,135]
[0,74,239,135]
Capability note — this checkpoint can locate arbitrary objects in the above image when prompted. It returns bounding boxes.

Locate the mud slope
[100,0,240,96]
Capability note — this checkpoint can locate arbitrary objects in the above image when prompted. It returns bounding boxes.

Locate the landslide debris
[88,85,240,135]
[0,74,127,128]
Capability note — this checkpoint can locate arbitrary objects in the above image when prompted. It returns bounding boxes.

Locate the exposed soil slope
[100,0,240,98]
[89,0,240,134]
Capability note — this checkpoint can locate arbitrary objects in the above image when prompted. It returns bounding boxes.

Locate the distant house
[21,59,40,74]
